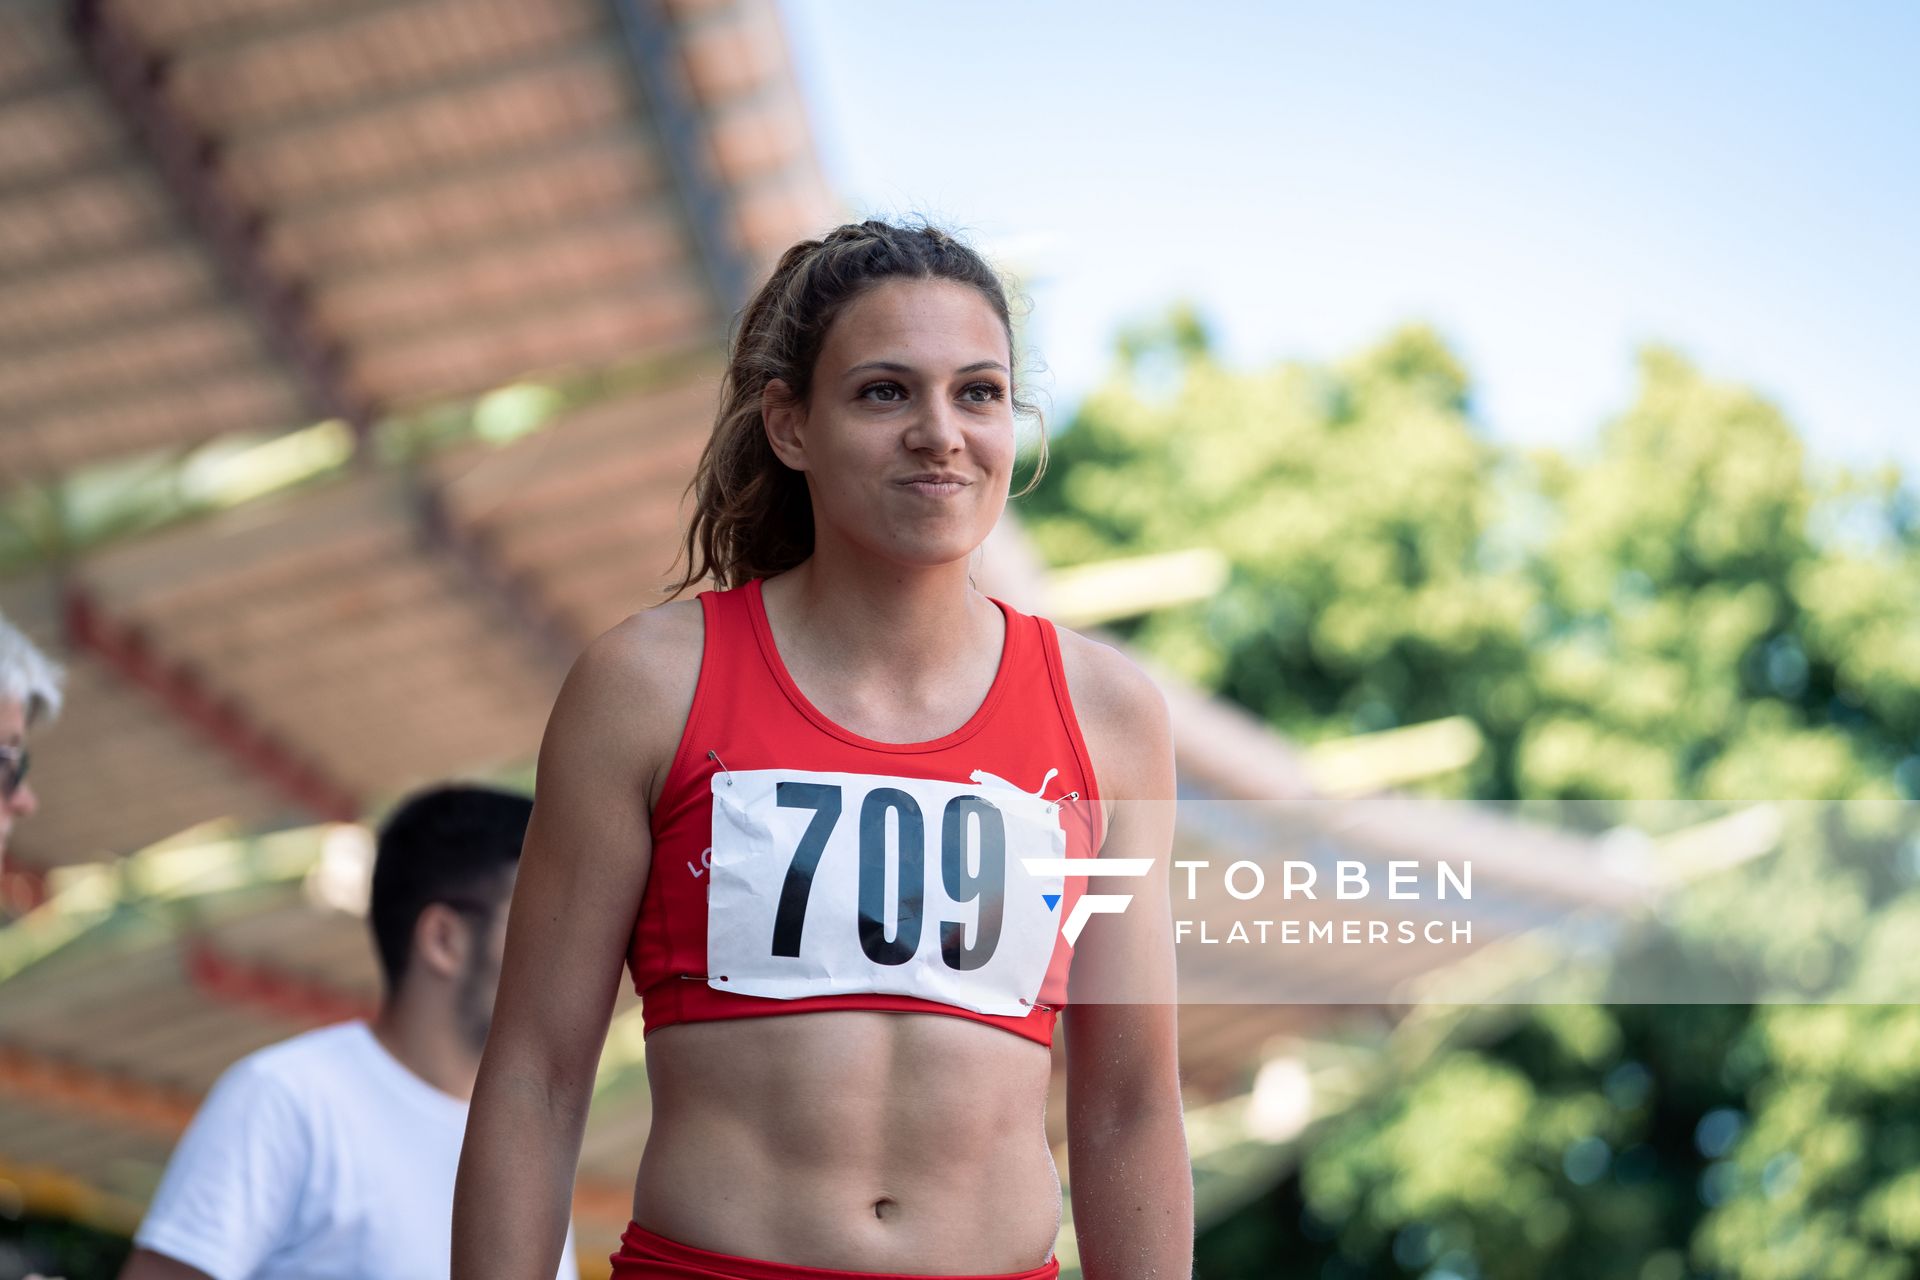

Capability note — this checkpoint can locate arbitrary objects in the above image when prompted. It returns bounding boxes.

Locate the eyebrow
[843,360,1010,378]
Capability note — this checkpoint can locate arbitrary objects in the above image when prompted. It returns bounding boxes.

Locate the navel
[872,1196,899,1220]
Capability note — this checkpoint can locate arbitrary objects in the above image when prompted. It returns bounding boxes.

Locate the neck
[770,544,997,693]
[368,987,479,1102]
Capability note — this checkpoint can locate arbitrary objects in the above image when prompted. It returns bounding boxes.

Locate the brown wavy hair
[662,216,1048,598]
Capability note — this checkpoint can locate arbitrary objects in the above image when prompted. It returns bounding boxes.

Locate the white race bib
[707,767,1069,1016]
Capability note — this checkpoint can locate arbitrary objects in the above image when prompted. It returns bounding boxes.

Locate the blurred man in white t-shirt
[120,784,578,1280]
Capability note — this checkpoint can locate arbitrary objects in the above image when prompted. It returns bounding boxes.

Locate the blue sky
[778,1,1917,477]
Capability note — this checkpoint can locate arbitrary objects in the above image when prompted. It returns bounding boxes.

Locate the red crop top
[628,577,1107,1049]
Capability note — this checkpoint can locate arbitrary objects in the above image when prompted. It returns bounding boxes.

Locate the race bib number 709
[706,767,1070,1017]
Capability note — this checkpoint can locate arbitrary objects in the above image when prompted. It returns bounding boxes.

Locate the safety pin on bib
[1047,790,1081,816]
[707,749,733,787]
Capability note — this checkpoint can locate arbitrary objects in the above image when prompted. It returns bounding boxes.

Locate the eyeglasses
[0,747,27,800]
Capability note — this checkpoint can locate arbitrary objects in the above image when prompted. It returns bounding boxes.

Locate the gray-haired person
[0,608,60,872]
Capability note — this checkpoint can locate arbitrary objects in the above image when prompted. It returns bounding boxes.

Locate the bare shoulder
[570,596,704,709]
[1048,621,1175,810]
[1050,623,1167,734]
[557,596,706,809]
[594,595,704,674]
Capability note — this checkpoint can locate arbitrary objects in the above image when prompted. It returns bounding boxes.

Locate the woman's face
[763,277,1017,571]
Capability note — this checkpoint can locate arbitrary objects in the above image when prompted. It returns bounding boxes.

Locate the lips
[899,476,969,498]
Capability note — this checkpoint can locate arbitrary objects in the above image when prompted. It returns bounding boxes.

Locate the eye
[963,382,1007,404]
[859,380,907,403]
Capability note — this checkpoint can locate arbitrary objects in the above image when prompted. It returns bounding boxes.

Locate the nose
[902,394,966,456]
[9,780,37,819]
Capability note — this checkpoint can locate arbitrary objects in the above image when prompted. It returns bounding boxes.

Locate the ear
[761,378,809,472]
[411,903,472,982]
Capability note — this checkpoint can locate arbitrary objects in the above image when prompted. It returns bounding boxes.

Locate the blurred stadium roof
[1,0,833,883]
[0,1,1662,1274]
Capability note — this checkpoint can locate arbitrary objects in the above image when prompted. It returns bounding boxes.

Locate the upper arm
[125,1064,309,1280]
[1055,630,1182,1115]
[480,602,699,1095]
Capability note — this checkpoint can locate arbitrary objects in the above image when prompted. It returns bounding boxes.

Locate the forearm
[453,1063,592,1279]
[1068,1100,1195,1280]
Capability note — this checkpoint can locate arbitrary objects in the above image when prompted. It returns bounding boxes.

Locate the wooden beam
[0,1044,197,1138]
[1046,548,1231,628]
[183,938,376,1028]
[610,0,754,311]
[70,0,377,441]
[62,586,361,822]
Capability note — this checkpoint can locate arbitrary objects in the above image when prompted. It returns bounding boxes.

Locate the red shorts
[608,1219,1062,1280]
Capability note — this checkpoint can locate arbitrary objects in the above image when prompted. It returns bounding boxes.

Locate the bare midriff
[632,1009,1063,1272]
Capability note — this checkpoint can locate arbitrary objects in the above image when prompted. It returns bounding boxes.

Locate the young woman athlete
[453,219,1192,1279]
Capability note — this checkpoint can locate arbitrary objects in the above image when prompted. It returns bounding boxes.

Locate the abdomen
[633,1009,1062,1271]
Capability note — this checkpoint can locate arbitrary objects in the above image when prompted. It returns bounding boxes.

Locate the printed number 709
[774,780,1007,971]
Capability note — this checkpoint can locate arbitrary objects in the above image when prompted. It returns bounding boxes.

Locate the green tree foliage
[1024,307,1535,791]
[1020,308,1920,1278]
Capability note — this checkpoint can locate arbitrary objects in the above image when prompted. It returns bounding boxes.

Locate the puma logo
[969,766,1062,799]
